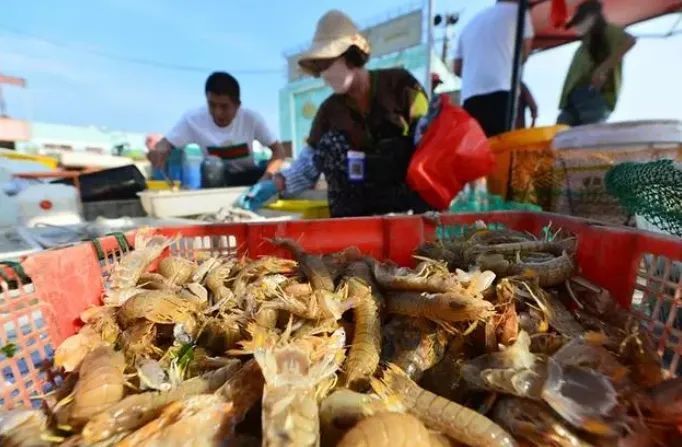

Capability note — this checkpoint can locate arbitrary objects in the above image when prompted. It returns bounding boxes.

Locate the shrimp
[192,255,222,284]
[551,334,630,388]
[342,262,383,390]
[196,315,244,354]
[245,324,346,446]
[382,316,448,382]
[214,359,265,423]
[0,410,52,447]
[54,324,106,372]
[420,334,468,402]
[232,256,297,300]
[385,290,495,323]
[157,256,196,286]
[272,237,334,292]
[494,279,521,346]
[121,320,163,364]
[372,363,517,447]
[69,345,126,427]
[493,398,594,447]
[372,259,462,293]
[138,272,178,291]
[461,331,546,399]
[105,230,177,306]
[319,389,394,446]
[80,305,121,345]
[115,395,234,447]
[541,358,620,436]
[254,307,279,329]
[515,278,584,337]
[82,360,241,443]
[529,333,566,355]
[117,290,198,334]
[204,259,237,304]
[415,241,458,269]
[263,288,359,321]
[337,412,434,447]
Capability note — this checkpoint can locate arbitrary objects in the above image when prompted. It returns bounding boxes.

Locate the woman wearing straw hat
[241,10,432,217]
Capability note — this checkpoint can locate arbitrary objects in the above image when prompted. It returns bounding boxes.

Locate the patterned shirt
[279,146,320,197]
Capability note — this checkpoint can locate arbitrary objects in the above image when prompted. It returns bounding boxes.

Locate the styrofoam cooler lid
[551,120,682,150]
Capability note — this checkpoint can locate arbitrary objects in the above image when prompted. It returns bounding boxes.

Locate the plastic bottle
[201,156,225,188]
[182,144,204,190]
[166,148,184,183]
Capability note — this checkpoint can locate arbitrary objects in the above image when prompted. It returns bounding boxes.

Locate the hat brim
[298,34,370,75]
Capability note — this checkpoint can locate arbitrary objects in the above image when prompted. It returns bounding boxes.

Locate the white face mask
[321,58,354,94]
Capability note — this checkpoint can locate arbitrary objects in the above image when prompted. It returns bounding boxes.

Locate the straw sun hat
[298,10,371,75]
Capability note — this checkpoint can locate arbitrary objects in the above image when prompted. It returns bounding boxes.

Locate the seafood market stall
[1,211,681,445]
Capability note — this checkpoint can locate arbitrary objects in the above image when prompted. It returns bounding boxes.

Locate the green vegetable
[1,342,18,358]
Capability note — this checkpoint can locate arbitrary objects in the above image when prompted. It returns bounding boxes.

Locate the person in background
[431,72,443,94]
[516,82,538,129]
[454,0,534,137]
[558,0,636,126]
[147,72,285,186]
[239,10,431,217]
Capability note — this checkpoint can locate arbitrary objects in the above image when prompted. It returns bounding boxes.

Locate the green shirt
[559,24,628,110]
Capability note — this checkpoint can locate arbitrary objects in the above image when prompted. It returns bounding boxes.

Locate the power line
[0,23,284,75]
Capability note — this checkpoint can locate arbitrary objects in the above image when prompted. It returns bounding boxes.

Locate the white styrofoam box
[138,187,249,218]
[0,226,43,260]
[552,120,682,150]
[635,214,672,237]
[15,184,83,227]
[58,151,134,169]
[0,190,19,226]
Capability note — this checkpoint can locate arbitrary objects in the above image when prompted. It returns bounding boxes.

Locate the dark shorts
[557,87,611,126]
[463,90,512,138]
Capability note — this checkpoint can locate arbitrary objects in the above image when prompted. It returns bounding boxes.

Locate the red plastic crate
[1,212,681,409]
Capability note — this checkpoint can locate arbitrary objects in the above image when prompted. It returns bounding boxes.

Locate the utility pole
[506,0,529,131]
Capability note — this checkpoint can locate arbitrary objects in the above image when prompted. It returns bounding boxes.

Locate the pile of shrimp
[1,225,680,447]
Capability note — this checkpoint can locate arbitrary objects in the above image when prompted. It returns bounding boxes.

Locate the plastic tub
[1,211,681,408]
[550,120,682,224]
[137,187,248,218]
[264,199,330,219]
[82,199,147,220]
[146,180,182,190]
[487,125,568,208]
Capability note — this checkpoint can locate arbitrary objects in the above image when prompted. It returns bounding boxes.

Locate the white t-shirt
[455,2,534,102]
[165,106,276,172]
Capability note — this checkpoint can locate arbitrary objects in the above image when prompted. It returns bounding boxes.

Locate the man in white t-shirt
[148,72,285,186]
[454,0,534,137]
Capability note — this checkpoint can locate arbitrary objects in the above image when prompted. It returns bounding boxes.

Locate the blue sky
[1,0,680,138]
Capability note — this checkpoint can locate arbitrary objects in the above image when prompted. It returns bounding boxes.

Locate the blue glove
[236,180,278,211]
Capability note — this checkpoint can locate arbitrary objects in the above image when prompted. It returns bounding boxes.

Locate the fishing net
[605,159,682,237]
